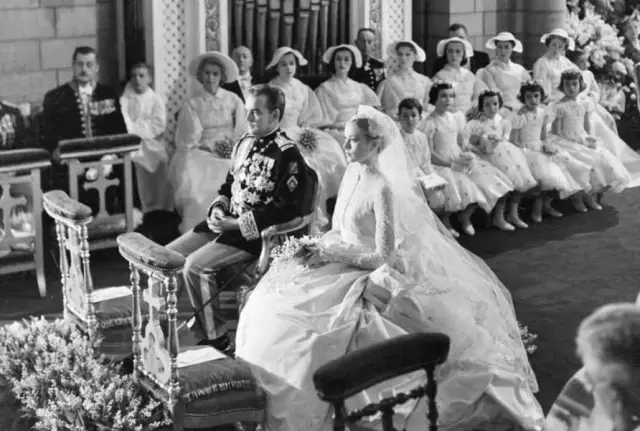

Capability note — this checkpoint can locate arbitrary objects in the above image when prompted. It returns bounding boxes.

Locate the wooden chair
[56,133,141,250]
[313,332,451,431]
[117,232,266,431]
[43,190,135,361]
[0,148,51,297]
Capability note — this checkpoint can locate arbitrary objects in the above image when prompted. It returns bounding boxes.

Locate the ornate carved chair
[43,190,135,361]
[56,133,141,250]
[0,148,51,297]
[313,332,451,431]
[117,232,266,431]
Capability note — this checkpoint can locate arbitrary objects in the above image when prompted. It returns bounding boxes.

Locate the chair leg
[32,169,47,297]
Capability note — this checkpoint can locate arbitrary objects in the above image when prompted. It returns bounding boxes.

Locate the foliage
[214,136,234,159]
[519,323,539,355]
[0,317,173,431]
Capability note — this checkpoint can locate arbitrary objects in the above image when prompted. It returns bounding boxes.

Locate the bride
[235,106,545,431]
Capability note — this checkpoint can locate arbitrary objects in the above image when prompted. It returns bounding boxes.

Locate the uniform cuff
[211,195,230,213]
[238,211,260,241]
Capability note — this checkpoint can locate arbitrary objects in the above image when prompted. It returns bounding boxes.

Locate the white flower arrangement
[0,317,173,430]
[518,322,539,355]
[270,235,320,270]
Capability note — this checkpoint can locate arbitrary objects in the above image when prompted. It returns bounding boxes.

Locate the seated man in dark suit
[432,23,491,76]
[222,46,254,103]
[352,28,386,92]
[40,46,130,215]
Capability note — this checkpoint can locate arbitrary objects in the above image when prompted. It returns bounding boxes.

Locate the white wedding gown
[236,163,544,431]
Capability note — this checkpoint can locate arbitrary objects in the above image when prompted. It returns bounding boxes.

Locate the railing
[230,0,352,73]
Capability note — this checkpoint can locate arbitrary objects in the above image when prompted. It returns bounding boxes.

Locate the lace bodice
[420,111,466,165]
[270,77,324,129]
[477,61,531,109]
[550,98,592,142]
[434,65,486,113]
[322,163,394,270]
[315,77,380,128]
[511,107,546,151]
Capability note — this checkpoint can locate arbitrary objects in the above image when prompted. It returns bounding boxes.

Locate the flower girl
[466,89,538,230]
[510,80,587,221]
[397,98,447,214]
[420,82,513,236]
[547,70,630,211]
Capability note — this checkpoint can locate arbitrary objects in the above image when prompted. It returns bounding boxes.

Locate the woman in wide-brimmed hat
[265,46,349,233]
[378,40,433,118]
[432,36,487,116]
[477,32,531,117]
[532,28,578,104]
[315,44,381,142]
[169,51,247,233]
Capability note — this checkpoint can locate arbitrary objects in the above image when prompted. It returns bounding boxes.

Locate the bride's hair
[348,115,384,153]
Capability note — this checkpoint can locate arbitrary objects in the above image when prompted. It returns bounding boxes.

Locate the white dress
[532,55,577,104]
[378,70,433,118]
[120,84,174,213]
[236,162,544,431]
[401,129,446,211]
[465,115,538,192]
[169,87,247,233]
[315,76,381,143]
[546,98,630,193]
[476,60,531,118]
[270,77,348,233]
[582,69,618,133]
[434,64,487,115]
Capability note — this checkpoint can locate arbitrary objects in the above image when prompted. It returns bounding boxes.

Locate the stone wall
[0,0,118,106]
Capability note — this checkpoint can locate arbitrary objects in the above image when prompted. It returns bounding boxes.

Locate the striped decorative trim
[181,379,256,403]
[238,212,259,241]
[212,195,230,212]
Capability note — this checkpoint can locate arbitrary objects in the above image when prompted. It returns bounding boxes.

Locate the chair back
[117,232,186,407]
[313,332,450,431]
[633,63,640,112]
[43,190,96,330]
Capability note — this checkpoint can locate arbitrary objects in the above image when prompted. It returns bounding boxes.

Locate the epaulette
[274,131,295,151]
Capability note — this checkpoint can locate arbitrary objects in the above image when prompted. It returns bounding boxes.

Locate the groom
[168,84,310,353]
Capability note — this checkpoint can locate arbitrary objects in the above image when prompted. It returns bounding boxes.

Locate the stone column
[523,0,567,67]
[367,0,411,59]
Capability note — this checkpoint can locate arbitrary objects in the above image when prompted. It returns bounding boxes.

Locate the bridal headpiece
[349,113,383,139]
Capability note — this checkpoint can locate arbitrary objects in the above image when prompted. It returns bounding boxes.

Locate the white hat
[188,51,239,83]
[266,47,308,70]
[540,28,575,51]
[322,44,363,68]
[386,40,426,62]
[436,37,474,58]
[486,32,523,53]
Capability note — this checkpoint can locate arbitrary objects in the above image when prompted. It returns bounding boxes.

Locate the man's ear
[272,108,281,122]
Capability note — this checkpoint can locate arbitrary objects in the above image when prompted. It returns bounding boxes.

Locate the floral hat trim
[322,44,363,68]
[540,28,576,51]
[266,47,308,70]
[436,37,474,58]
[486,32,523,53]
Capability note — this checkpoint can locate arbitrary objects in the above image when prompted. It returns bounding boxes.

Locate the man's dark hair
[398,97,423,115]
[72,46,97,63]
[248,84,286,121]
[448,23,468,34]
[357,28,377,39]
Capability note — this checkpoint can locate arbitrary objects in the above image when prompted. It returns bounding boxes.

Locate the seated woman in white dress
[433,37,487,116]
[378,40,432,118]
[169,52,247,233]
[315,44,381,143]
[266,47,348,233]
[477,32,531,118]
[236,105,544,431]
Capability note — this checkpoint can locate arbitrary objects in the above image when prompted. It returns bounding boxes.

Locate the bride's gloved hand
[302,244,329,268]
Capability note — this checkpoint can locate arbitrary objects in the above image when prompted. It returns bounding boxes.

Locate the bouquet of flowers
[298,128,318,152]
[519,322,539,355]
[270,235,320,269]
[214,136,234,159]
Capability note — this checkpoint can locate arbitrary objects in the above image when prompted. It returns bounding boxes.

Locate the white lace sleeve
[321,184,395,270]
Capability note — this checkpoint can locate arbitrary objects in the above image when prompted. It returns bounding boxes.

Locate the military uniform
[353,57,386,92]
[171,128,310,342]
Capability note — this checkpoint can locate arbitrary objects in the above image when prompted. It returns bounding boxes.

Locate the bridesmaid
[477,32,531,118]
[378,40,433,118]
[169,52,247,233]
[433,37,487,116]
[315,44,381,143]
[532,28,578,104]
[266,47,348,233]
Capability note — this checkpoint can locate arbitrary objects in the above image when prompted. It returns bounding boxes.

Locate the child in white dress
[420,82,514,236]
[379,40,432,118]
[466,90,538,231]
[397,98,447,215]
[433,37,487,116]
[120,62,173,214]
[547,69,630,211]
[510,80,587,221]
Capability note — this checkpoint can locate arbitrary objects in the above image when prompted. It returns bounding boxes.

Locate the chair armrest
[43,190,93,224]
[0,148,51,173]
[58,134,141,160]
[117,232,186,275]
[313,332,450,402]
